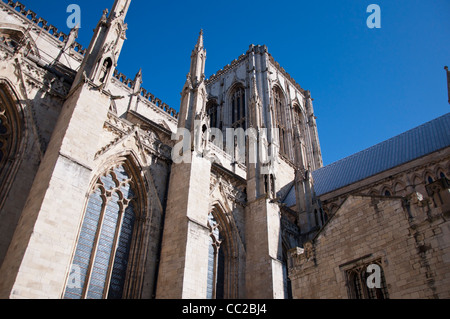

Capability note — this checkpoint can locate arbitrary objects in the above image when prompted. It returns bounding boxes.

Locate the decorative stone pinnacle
[196,29,204,49]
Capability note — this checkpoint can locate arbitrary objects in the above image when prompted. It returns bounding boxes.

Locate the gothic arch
[0,78,28,210]
[423,170,435,184]
[434,165,447,180]
[393,181,406,195]
[206,98,220,130]
[381,186,393,197]
[207,201,240,299]
[411,173,422,188]
[226,82,246,130]
[272,84,288,122]
[96,56,114,84]
[93,151,149,212]
[272,84,290,158]
[64,152,151,299]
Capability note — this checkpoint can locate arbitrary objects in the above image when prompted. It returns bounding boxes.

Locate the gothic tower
[0,0,131,298]
[204,43,324,298]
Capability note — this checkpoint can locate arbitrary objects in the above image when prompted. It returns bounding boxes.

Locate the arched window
[437,170,447,180]
[273,86,289,158]
[0,82,23,207]
[293,104,304,136]
[206,212,224,299]
[346,260,389,299]
[207,100,219,130]
[99,58,112,83]
[205,204,241,299]
[64,164,140,299]
[230,86,246,129]
[426,175,434,184]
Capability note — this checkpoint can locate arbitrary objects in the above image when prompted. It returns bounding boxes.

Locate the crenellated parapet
[111,69,179,121]
[139,87,178,119]
[267,53,305,95]
[205,52,247,86]
[1,0,86,55]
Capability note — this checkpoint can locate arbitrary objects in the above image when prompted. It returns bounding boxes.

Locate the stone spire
[55,23,79,63]
[189,29,206,87]
[109,0,131,21]
[72,0,131,89]
[133,68,143,91]
[178,30,207,131]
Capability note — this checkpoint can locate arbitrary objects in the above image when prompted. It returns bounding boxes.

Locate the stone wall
[289,190,450,299]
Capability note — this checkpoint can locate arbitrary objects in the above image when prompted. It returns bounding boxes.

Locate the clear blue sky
[25,0,450,166]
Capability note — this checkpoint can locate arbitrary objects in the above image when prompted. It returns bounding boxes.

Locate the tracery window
[273,86,289,158]
[206,212,225,299]
[64,164,139,299]
[0,83,22,202]
[346,260,389,299]
[231,86,246,129]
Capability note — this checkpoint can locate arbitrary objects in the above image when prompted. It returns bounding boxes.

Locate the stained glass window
[64,164,137,299]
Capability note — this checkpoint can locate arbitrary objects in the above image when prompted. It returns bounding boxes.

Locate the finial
[196,29,204,49]
[135,68,142,79]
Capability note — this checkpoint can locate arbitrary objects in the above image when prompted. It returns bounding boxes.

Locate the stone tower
[203,44,323,298]
[0,0,131,298]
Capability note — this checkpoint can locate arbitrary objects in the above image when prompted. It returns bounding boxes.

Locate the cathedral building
[0,0,448,299]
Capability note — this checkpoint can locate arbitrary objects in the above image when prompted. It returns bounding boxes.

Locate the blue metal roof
[311,112,450,196]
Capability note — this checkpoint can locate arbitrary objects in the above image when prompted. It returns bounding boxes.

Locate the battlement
[1,0,86,55]
[267,53,306,94]
[112,69,179,120]
[205,44,306,94]
[205,52,247,85]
